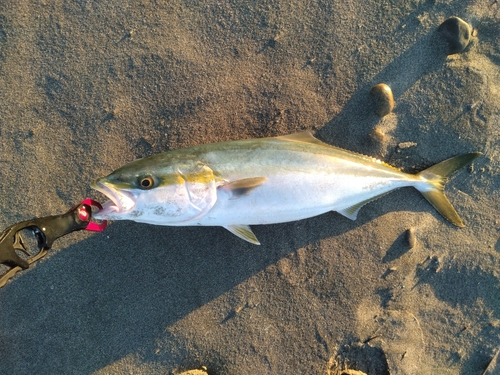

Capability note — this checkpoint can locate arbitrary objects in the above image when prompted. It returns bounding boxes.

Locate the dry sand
[0,1,499,374]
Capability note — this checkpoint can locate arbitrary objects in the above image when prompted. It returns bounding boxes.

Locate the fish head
[91,174,140,222]
[91,155,219,224]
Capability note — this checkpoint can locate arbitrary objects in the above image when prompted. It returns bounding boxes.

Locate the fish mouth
[91,179,136,218]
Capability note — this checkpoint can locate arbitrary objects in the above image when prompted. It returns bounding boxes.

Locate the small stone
[177,367,209,375]
[438,16,472,54]
[370,84,394,117]
[369,127,386,142]
[405,228,416,249]
[398,141,417,149]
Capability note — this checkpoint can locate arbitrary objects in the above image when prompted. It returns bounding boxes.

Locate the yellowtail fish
[92,132,480,244]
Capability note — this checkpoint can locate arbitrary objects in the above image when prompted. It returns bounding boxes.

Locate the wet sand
[0,1,499,374]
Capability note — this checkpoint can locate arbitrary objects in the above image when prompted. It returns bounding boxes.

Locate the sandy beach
[0,1,499,374]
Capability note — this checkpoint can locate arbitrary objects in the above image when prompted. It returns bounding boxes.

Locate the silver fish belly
[92,132,480,244]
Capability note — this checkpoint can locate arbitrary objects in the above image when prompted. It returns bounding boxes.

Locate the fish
[92,132,481,245]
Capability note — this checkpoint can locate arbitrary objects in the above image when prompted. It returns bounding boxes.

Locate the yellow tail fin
[416,153,481,227]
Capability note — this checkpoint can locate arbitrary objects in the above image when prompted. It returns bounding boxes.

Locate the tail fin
[416,152,481,227]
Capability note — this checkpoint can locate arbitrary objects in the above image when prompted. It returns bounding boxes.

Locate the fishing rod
[0,199,107,288]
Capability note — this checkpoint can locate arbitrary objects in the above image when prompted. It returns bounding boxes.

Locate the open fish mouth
[91,179,136,218]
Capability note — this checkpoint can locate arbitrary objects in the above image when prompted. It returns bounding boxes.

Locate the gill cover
[172,162,219,222]
[93,161,220,224]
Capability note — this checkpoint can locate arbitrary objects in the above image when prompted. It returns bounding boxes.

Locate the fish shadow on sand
[0,216,355,374]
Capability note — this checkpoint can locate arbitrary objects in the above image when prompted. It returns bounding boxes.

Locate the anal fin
[337,192,392,221]
[337,204,364,221]
[223,225,261,245]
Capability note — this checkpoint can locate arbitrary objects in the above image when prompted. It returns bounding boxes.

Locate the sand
[0,0,499,374]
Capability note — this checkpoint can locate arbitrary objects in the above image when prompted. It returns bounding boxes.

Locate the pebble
[177,368,208,375]
[398,141,417,149]
[369,127,386,142]
[370,83,394,117]
[438,16,472,54]
[405,227,416,249]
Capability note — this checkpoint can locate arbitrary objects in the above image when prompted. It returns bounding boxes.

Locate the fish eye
[138,176,155,189]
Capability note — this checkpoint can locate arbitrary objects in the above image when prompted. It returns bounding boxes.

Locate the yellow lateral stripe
[159,164,216,186]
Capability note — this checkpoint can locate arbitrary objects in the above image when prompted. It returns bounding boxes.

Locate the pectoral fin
[223,225,261,245]
[220,177,267,199]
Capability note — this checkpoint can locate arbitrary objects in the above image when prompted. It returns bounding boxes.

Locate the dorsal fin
[276,131,329,146]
